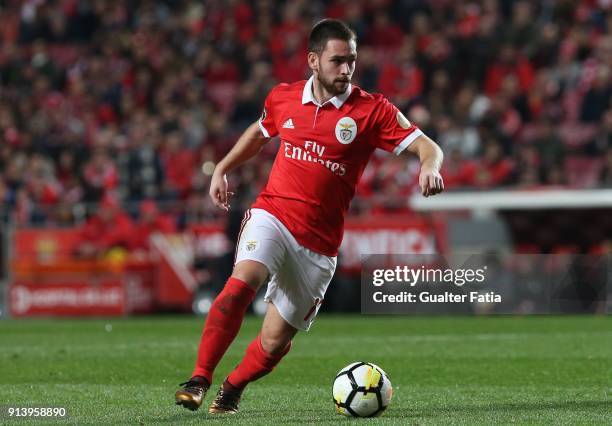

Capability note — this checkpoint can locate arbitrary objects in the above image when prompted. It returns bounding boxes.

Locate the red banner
[13,228,82,263]
[9,216,445,316]
[149,234,197,309]
[190,223,231,257]
[340,216,445,271]
[123,261,156,313]
[9,280,125,317]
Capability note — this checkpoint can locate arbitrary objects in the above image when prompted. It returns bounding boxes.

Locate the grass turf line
[0,315,610,425]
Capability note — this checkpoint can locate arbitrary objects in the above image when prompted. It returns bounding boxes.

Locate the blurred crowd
[0,0,611,227]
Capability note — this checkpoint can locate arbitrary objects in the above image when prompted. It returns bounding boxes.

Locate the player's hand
[419,168,444,197]
[209,171,233,211]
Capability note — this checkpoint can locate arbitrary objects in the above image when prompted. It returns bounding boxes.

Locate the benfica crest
[245,240,258,252]
[335,117,357,144]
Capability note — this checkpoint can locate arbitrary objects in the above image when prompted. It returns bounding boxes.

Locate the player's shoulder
[268,80,307,99]
[349,85,391,108]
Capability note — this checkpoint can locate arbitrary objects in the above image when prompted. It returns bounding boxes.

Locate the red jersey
[253,76,424,256]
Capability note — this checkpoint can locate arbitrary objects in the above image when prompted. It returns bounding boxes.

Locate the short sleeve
[372,98,424,155]
[258,88,279,138]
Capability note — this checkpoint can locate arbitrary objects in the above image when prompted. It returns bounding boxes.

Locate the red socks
[226,334,292,389]
[191,276,291,389]
[192,277,256,383]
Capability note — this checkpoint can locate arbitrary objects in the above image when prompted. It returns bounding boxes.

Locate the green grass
[0,315,610,425]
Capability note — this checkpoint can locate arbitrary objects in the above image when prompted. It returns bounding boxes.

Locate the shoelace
[214,388,241,405]
[179,381,206,393]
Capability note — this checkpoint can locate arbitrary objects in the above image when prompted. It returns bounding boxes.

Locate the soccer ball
[332,362,393,417]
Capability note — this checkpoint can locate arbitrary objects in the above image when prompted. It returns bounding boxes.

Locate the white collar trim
[302,75,352,109]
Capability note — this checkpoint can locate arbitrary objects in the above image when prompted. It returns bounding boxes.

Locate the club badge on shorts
[335,117,357,145]
[245,240,259,253]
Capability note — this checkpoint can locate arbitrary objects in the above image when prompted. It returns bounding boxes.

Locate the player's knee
[232,260,268,290]
[260,334,291,355]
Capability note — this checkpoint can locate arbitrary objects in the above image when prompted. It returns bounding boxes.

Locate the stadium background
[0,0,610,315]
[0,1,610,424]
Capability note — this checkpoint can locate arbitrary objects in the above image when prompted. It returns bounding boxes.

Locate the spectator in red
[269,2,306,59]
[232,0,255,44]
[467,140,515,188]
[366,11,403,48]
[56,150,79,190]
[81,146,118,202]
[159,131,195,199]
[410,12,433,54]
[377,38,424,105]
[484,44,535,96]
[441,149,477,190]
[25,153,61,207]
[2,0,612,229]
[204,52,240,85]
[75,196,135,258]
[272,32,308,83]
[131,200,176,252]
[326,0,351,20]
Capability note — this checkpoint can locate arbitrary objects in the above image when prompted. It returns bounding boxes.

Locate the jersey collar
[302,75,352,109]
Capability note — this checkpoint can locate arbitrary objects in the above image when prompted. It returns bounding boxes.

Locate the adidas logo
[282,118,295,129]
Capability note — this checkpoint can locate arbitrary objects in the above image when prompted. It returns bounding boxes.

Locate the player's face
[312,39,357,96]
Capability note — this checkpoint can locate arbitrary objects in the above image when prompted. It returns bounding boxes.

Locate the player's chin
[334,80,349,91]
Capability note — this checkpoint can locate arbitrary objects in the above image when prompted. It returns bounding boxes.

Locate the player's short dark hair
[308,19,356,55]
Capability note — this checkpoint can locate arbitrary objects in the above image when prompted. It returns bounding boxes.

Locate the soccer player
[175,19,444,414]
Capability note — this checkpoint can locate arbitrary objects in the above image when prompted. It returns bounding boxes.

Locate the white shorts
[234,208,337,331]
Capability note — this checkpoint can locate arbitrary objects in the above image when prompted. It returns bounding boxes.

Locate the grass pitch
[0,315,610,425]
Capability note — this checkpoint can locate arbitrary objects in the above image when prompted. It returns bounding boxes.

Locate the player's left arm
[372,97,444,197]
[405,134,444,197]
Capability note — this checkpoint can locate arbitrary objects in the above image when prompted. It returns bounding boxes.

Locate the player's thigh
[232,260,269,291]
[233,208,287,290]
[260,302,298,354]
[265,248,337,331]
[292,250,337,320]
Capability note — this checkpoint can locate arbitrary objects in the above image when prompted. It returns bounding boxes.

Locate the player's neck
[311,78,335,105]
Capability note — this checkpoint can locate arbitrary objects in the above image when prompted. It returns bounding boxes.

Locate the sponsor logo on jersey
[335,117,357,144]
[283,140,347,176]
[282,118,295,129]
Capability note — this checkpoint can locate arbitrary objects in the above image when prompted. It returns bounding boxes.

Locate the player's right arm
[209,121,270,211]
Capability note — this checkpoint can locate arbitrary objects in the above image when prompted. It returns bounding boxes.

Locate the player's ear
[307,51,319,73]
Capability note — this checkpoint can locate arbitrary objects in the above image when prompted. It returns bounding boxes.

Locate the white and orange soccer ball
[332,362,393,417]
